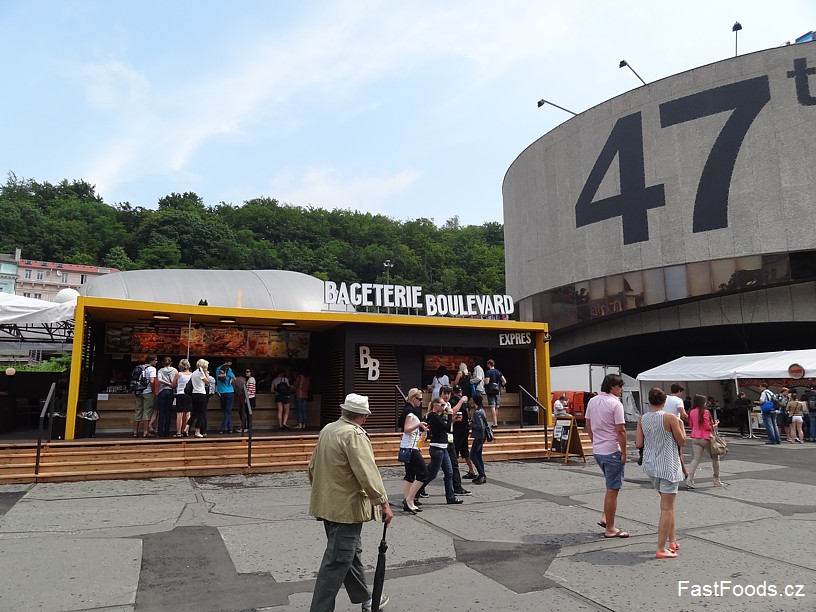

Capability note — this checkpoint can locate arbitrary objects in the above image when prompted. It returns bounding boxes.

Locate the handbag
[709,430,728,458]
[485,424,494,442]
[184,378,193,395]
[397,447,412,463]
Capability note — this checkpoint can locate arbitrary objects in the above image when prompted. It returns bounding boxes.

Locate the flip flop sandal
[597,520,607,528]
[603,530,630,538]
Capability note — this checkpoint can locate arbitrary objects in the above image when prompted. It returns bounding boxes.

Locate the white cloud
[77,2,570,202]
[71,59,148,109]
[270,167,420,212]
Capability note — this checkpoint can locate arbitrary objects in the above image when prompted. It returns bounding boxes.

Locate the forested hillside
[0,175,506,295]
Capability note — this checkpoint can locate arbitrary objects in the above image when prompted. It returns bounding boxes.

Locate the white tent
[637,350,816,384]
[0,293,76,324]
[636,350,816,429]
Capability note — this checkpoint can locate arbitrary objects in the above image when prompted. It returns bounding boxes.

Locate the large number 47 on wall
[575,76,771,244]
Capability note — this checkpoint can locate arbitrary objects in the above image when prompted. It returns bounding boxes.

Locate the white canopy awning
[0,293,76,325]
[637,350,816,382]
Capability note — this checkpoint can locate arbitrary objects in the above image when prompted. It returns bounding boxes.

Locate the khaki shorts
[134,393,155,422]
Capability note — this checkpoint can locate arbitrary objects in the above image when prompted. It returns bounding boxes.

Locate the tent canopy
[637,350,816,382]
[0,292,76,324]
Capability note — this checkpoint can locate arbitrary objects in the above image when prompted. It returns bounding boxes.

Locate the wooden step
[0,426,586,483]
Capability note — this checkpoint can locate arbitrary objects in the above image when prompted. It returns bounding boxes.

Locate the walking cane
[370,522,388,612]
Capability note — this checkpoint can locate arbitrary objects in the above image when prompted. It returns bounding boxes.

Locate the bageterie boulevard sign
[323,281,514,317]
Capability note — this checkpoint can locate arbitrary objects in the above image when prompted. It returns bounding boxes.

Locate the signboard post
[546,414,586,464]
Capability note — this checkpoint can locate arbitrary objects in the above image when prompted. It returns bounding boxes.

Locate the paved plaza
[0,435,814,611]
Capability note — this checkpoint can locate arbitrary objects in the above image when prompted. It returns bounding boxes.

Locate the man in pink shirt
[585,373,629,538]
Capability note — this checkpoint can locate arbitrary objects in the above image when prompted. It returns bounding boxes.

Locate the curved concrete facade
[503,42,816,371]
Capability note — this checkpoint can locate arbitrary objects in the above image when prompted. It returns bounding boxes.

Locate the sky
[0,1,813,226]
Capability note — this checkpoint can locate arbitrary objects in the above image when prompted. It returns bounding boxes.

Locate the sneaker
[463,472,477,479]
[685,480,695,489]
[362,594,389,611]
[447,497,464,505]
[473,476,487,484]
[417,491,429,498]
[454,488,472,496]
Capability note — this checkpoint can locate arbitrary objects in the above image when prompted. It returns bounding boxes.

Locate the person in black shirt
[734,391,754,438]
[422,397,463,505]
[440,386,472,492]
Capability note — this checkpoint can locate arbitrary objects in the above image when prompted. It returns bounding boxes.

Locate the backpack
[808,394,816,411]
[276,380,293,395]
[129,364,150,395]
[771,396,781,411]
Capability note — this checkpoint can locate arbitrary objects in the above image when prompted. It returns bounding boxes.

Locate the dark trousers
[156,389,174,437]
[471,437,485,477]
[189,393,208,432]
[737,408,750,436]
[310,521,369,611]
[447,442,462,491]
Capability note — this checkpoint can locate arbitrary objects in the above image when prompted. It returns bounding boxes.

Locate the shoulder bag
[485,423,494,442]
[709,429,728,458]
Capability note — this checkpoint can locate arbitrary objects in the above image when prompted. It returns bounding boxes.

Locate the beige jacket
[308,416,388,524]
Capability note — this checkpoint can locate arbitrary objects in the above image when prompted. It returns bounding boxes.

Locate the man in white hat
[308,393,393,612]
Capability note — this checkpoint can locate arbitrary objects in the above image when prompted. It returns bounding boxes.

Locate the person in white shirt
[664,384,689,422]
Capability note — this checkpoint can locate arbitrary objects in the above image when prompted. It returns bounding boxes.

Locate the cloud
[76,2,570,202]
[70,59,149,109]
[270,166,420,212]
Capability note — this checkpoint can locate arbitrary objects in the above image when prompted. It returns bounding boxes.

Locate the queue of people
[130,355,302,437]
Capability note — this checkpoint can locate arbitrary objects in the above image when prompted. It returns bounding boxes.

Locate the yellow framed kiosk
[65,271,551,440]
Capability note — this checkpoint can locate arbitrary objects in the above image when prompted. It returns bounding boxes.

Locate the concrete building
[15,255,116,302]
[503,41,816,375]
[0,249,19,295]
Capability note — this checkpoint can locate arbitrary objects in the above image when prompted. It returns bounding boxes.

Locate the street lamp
[733,22,742,57]
[536,99,577,116]
[619,60,647,86]
[383,260,394,313]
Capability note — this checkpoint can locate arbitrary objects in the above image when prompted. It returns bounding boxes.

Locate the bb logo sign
[359,346,380,381]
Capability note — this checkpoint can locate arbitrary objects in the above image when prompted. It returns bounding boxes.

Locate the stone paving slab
[221,513,457,582]
[548,536,815,612]
[702,478,816,506]
[23,477,194,500]
[0,537,141,611]
[426,498,605,547]
[0,494,186,534]
[201,486,312,521]
[572,484,779,531]
[260,562,607,611]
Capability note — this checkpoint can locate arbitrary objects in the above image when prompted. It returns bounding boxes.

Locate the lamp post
[383,260,394,314]
[619,60,647,86]
[733,22,742,57]
[536,99,577,116]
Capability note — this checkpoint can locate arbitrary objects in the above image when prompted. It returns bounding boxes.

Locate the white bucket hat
[340,393,371,415]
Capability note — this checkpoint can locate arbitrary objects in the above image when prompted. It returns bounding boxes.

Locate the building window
[60,271,68,283]
[34,293,42,299]
[36,271,43,280]
[24,270,31,279]
[23,292,30,298]
[80,274,88,283]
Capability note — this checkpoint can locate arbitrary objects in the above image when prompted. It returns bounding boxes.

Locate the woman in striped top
[244,369,256,433]
[636,387,687,559]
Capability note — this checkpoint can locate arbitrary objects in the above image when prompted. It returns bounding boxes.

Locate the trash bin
[523,405,539,425]
[49,414,67,440]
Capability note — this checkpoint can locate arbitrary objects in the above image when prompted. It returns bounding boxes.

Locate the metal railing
[244,393,254,466]
[394,385,408,430]
[517,385,549,449]
[34,382,57,476]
